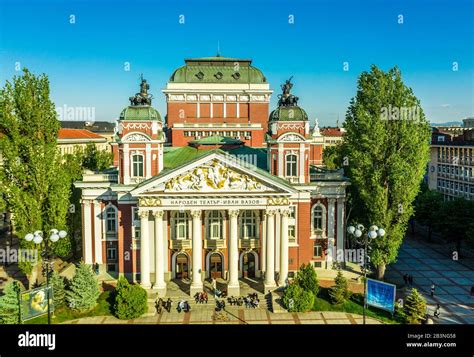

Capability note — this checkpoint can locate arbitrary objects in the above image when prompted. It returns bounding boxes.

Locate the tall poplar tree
[343,66,431,279]
[0,69,72,279]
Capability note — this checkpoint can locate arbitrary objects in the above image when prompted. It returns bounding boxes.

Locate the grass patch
[26,291,113,324]
[313,287,401,324]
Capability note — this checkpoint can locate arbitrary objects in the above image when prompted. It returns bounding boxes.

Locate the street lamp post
[25,229,67,324]
[346,224,385,325]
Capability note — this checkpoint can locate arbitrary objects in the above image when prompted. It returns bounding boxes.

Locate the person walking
[430,283,436,297]
[434,304,440,318]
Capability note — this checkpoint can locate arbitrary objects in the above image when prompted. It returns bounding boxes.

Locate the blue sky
[0,0,473,126]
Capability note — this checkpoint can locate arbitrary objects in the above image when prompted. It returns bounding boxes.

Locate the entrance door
[176,254,189,279]
[243,253,255,278]
[210,253,223,279]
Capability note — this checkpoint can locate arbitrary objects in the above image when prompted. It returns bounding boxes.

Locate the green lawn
[313,287,402,324]
[26,291,113,324]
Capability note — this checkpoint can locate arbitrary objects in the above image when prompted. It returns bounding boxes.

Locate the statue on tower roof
[129,74,152,106]
[278,76,299,107]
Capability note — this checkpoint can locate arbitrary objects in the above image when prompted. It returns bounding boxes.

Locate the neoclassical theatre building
[75,55,349,296]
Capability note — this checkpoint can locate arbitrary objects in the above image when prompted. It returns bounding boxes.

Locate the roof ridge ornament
[129,75,153,106]
[278,76,299,107]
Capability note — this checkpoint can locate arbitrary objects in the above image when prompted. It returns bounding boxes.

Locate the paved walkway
[62,310,383,325]
[385,237,474,324]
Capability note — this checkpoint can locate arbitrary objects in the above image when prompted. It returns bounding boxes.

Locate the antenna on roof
[216,41,221,57]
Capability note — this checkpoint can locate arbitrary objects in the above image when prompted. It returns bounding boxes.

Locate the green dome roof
[269,106,308,121]
[119,106,161,121]
[169,56,266,84]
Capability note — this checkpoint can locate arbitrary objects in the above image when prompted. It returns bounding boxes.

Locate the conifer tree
[404,288,427,324]
[50,271,66,309]
[329,269,350,304]
[66,262,100,312]
[0,280,22,324]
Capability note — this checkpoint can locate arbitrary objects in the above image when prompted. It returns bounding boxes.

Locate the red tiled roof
[58,129,104,140]
[321,128,344,137]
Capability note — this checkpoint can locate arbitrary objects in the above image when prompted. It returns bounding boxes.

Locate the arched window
[174,211,189,240]
[311,203,326,236]
[105,206,117,233]
[132,154,144,177]
[240,211,256,239]
[286,154,298,177]
[207,211,223,239]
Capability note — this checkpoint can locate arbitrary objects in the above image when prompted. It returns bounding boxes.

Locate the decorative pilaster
[264,209,276,289]
[153,210,166,296]
[139,210,151,288]
[82,200,93,264]
[336,198,345,262]
[123,144,130,185]
[278,208,290,286]
[93,201,103,265]
[228,209,240,296]
[327,198,336,269]
[190,209,203,295]
[145,144,151,178]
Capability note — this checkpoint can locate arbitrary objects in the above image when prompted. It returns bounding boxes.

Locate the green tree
[113,277,148,319]
[435,198,474,257]
[0,69,73,279]
[66,262,100,312]
[414,188,443,241]
[282,283,315,313]
[329,269,350,304]
[50,271,66,309]
[81,143,113,172]
[343,65,431,279]
[0,280,22,324]
[403,288,427,324]
[295,263,319,296]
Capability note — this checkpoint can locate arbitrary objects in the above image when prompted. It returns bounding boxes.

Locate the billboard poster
[20,286,54,321]
[366,278,396,313]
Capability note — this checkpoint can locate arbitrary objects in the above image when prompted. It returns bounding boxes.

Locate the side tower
[163,55,272,147]
[115,77,165,184]
[267,78,311,184]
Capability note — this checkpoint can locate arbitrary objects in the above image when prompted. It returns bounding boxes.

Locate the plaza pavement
[385,237,474,324]
[62,309,382,325]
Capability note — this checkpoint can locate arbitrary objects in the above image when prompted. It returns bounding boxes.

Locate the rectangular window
[107,247,117,260]
[313,244,322,257]
[134,226,141,239]
[289,225,296,238]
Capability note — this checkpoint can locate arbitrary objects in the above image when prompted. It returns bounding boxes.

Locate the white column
[190,209,203,294]
[261,211,266,274]
[153,211,166,296]
[264,209,276,289]
[123,144,130,185]
[278,208,290,286]
[163,212,169,275]
[236,101,240,118]
[336,198,345,261]
[228,209,240,296]
[299,144,305,183]
[275,210,281,272]
[278,145,284,177]
[327,198,336,269]
[145,144,151,178]
[82,200,93,264]
[139,210,151,288]
[210,102,213,118]
[93,201,103,265]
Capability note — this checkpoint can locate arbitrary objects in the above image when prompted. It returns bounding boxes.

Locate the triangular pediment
[130,151,296,196]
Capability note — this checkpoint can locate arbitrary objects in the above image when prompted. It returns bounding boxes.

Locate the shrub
[113,277,148,320]
[404,288,426,324]
[0,280,22,324]
[66,262,100,312]
[329,269,350,304]
[50,271,66,308]
[295,263,319,296]
[282,283,315,312]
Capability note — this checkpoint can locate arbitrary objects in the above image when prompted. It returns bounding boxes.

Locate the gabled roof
[58,129,105,140]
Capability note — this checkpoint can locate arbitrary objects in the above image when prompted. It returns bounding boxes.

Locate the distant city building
[57,128,108,155]
[428,123,474,201]
[60,120,116,144]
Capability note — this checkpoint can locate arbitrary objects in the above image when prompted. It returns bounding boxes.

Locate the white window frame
[286,153,298,177]
[131,153,144,178]
[207,210,223,240]
[240,211,257,239]
[311,203,326,237]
